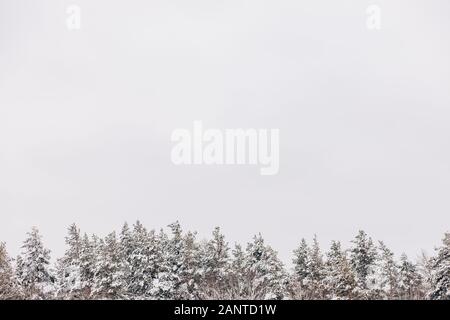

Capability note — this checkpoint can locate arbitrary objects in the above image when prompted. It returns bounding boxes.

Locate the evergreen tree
[377,241,399,299]
[223,244,244,298]
[293,239,309,283]
[151,223,185,299]
[428,233,450,300]
[398,254,424,299]
[324,241,357,299]
[119,222,133,298]
[179,230,202,299]
[16,227,54,299]
[243,234,286,299]
[349,230,377,298]
[123,221,159,299]
[291,236,326,299]
[92,232,124,299]
[78,233,96,298]
[291,238,309,298]
[0,242,18,299]
[305,235,325,299]
[198,227,230,298]
[56,224,83,299]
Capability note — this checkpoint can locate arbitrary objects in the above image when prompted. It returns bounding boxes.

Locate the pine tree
[119,222,134,298]
[428,233,450,300]
[124,221,159,299]
[377,241,399,299]
[179,230,202,299]
[151,222,185,299]
[198,227,230,298]
[78,233,96,298]
[220,235,286,299]
[226,244,247,299]
[92,232,124,299]
[398,254,424,299]
[291,236,326,299]
[324,241,357,300]
[293,239,309,283]
[16,227,54,299]
[56,224,83,299]
[305,235,325,299]
[349,230,377,298]
[417,251,433,296]
[243,234,286,299]
[291,238,309,299]
[0,242,18,299]
[158,222,203,299]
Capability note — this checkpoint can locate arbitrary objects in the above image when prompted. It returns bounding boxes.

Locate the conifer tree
[198,227,230,298]
[291,238,309,298]
[56,224,83,299]
[292,236,326,299]
[324,241,357,300]
[0,242,18,299]
[428,233,450,300]
[377,241,400,299]
[398,254,424,299]
[243,234,286,299]
[16,227,54,299]
[224,244,247,299]
[349,230,377,298]
[293,239,309,283]
[119,222,133,296]
[151,223,185,299]
[305,235,325,299]
[92,232,124,299]
[78,233,96,298]
[179,231,202,299]
[123,221,159,299]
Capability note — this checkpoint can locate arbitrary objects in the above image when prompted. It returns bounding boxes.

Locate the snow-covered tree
[154,222,204,299]
[349,230,377,298]
[242,234,287,299]
[198,227,230,298]
[377,241,399,299]
[214,235,286,300]
[179,231,202,299]
[291,238,309,298]
[293,239,309,282]
[92,232,124,299]
[398,254,424,299]
[56,224,83,299]
[16,227,54,299]
[78,233,96,298]
[291,236,327,299]
[324,241,357,300]
[0,242,18,299]
[121,221,159,299]
[151,223,186,299]
[224,244,247,299]
[119,222,133,298]
[305,235,326,299]
[428,233,450,300]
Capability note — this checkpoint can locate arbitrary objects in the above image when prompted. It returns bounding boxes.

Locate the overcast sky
[1,0,449,263]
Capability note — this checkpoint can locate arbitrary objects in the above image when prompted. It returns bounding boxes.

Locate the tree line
[0,222,448,300]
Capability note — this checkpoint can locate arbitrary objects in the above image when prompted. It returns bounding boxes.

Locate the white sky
[1,0,449,264]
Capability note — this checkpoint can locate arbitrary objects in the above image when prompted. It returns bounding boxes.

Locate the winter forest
[0,222,448,300]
